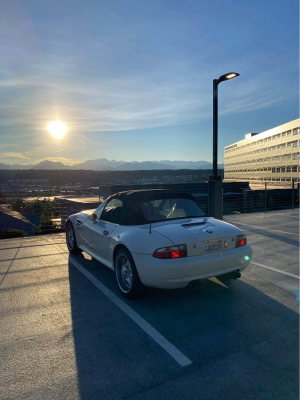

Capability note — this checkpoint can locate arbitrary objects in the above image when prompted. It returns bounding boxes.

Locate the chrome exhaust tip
[232,271,241,279]
[186,280,202,289]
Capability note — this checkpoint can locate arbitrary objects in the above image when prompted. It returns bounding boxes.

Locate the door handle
[76,220,82,225]
[103,230,109,236]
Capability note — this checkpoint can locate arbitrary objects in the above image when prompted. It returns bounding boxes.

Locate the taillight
[153,244,187,259]
[236,234,247,248]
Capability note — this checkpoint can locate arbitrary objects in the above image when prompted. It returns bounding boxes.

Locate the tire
[66,222,82,254]
[115,248,144,299]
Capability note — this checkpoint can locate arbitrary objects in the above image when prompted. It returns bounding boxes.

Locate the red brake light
[236,235,247,248]
[153,245,187,259]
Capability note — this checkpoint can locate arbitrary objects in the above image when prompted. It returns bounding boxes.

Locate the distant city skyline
[0,0,298,165]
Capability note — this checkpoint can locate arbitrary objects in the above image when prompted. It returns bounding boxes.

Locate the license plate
[204,239,224,253]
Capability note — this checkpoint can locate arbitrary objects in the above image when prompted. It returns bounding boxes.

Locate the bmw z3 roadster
[66,189,252,298]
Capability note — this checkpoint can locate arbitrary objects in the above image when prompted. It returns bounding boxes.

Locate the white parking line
[69,257,192,367]
[231,222,299,236]
[251,261,300,280]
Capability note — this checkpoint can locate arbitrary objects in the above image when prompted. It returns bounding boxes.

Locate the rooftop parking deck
[0,209,299,400]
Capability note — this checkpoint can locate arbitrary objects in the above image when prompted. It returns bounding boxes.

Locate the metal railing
[223,181,299,215]
[0,181,298,238]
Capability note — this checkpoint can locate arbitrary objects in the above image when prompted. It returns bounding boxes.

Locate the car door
[80,201,106,252]
[84,198,123,261]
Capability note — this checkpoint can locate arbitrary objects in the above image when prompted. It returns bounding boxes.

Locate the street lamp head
[217,72,240,84]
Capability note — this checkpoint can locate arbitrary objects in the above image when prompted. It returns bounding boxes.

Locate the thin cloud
[0,62,296,135]
[39,157,85,165]
[0,152,30,159]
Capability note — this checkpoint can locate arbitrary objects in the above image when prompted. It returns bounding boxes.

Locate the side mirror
[88,212,97,222]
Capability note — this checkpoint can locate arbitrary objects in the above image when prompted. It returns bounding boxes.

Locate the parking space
[0,209,299,400]
[225,209,299,282]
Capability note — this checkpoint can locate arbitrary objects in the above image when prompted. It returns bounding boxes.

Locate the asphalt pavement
[0,209,299,400]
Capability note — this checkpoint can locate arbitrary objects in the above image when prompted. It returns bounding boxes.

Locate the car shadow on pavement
[68,253,299,400]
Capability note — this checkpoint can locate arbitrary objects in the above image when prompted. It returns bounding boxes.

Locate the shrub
[0,229,28,239]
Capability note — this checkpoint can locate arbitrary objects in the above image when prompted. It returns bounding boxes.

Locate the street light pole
[213,79,218,177]
[208,72,239,219]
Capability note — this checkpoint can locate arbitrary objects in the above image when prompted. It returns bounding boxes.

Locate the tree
[33,212,57,235]
[13,198,24,212]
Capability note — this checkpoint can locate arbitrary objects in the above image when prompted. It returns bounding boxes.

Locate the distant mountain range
[0,159,224,171]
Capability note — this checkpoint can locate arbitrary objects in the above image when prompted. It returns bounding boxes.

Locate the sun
[48,120,68,139]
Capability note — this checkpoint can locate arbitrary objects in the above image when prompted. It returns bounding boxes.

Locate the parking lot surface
[0,209,299,400]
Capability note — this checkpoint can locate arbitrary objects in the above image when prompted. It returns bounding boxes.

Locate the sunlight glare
[48,120,68,139]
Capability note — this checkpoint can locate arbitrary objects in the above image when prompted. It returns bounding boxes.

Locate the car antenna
[149,198,153,234]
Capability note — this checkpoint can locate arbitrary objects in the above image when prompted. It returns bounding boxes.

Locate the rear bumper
[132,245,252,289]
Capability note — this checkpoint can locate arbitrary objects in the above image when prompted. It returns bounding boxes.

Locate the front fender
[67,210,94,226]
[67,214,80,226]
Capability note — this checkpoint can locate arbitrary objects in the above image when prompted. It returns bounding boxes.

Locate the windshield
[140,198,205,222]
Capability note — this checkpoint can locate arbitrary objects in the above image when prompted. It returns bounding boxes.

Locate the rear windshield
[140,198,205,222]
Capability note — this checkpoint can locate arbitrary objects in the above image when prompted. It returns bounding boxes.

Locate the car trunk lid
[152,217,242,256]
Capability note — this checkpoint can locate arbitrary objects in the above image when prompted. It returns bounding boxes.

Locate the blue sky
[0,0,298,165]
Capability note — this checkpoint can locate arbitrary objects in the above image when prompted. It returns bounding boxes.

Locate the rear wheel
[115,248,143,299]
[66,222,82,254]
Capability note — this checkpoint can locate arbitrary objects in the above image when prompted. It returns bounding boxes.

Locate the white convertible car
[66,189,252,298]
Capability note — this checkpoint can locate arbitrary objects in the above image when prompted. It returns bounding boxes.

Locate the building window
[276,167,280,173]
[293,128,299,135]
[287,130,291,136]
[287,166,291,172]
[292,166,297,172]
[292,141,298,147]
[281,167,285,173]
[282,132,286,137]
[292,153,299,160]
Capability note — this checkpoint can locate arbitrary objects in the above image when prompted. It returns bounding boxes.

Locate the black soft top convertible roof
[110,189,194,202]
[106,189,196,225]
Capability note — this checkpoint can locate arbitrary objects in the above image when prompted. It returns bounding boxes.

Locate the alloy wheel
[116,254,133,293]
[67,225,74,250]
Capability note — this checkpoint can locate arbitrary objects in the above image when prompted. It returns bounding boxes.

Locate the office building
[224,119,300,182]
